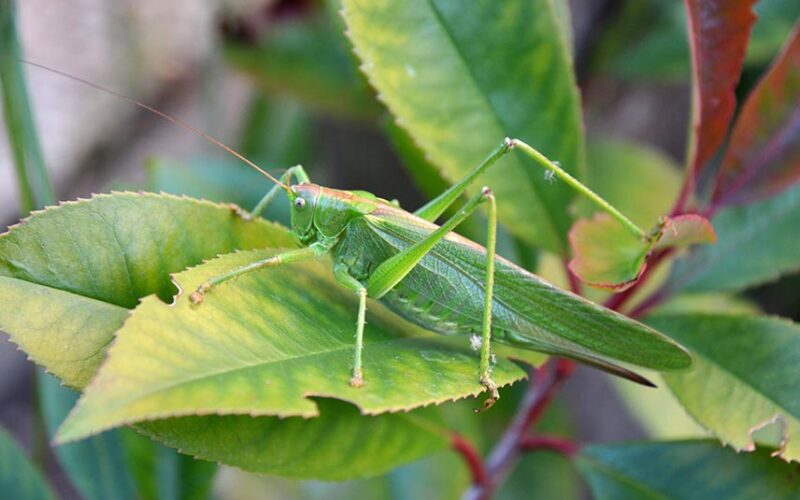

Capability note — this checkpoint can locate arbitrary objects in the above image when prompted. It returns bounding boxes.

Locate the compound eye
[294,197,306,209]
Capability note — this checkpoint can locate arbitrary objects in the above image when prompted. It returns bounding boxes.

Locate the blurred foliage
[594,0,800,82]
[2,0,800,498]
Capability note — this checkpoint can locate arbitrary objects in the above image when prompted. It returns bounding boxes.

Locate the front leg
[190,243,328,305]
[333,264,368,387]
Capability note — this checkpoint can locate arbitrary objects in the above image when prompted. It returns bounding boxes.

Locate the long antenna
[19,58,288,189]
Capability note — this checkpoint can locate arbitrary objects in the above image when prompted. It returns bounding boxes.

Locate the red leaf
[655,214,717,249]
[711,25,800,207]
[684,0,757,178]
[569,213,715,292]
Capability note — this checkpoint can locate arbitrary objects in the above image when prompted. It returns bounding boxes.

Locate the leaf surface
[0,193,463,479]
[712,25,800,206]
[137,399,447,481]
[577,440,800,499]
[0,428,53,500]
[0,192,293,388]
[684,0,757,177]
[568,214,714,291]
[649,313,800,462]
[667,183,800,293]
[56,249,525,442]
[342,0,585,254]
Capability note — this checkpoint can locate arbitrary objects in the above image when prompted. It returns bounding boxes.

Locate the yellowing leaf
[0,193,293,388]
[56,250,526,443]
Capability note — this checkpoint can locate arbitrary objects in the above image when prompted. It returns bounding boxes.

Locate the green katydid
[185,141,691,411]
[24,60,691,411]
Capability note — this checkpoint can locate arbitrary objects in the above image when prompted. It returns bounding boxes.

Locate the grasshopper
[24,61,691,411]
[186,141,691,410]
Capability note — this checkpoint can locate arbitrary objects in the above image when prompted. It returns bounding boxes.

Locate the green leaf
[40,373,216,500]
[39,373,138,500]
[648,313,800,462]
[56,249,525,442]
[667,183,800,293]
[0,192,465,480]
[579,140,682,229]
[342,0,586,254]
[0,0,55,212]
[616,293,760,442]
[138,399,448,481]
[223,11,379,119]
[120,428,216,500]
[568,214,715,291]
[711,25,800,206]
[0,192,294,388]
[577,440,800,499]
[612,374,708,441]
[0,427,54,500]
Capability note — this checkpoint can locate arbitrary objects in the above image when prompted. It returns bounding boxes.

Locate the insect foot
[189,283,211,306]
[475,375,500,413]
[350,368,365,388]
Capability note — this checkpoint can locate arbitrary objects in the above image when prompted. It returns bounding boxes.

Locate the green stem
[511,139,647,240]
[0,0,55,212]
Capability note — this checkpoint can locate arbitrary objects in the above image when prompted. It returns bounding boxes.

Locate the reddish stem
[563,258,581,295]
[628,284,671,319]
[603,248,674,312]
[465,358,574,500]
[519,435,579,457]
[452,434,488,487]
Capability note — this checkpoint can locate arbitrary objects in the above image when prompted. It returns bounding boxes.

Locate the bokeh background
[1,0,798,498]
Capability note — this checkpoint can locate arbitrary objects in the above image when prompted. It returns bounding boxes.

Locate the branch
[563,258,582,295]
[451,433,488,487]
[465,358,574,500]
[519,435,579,456]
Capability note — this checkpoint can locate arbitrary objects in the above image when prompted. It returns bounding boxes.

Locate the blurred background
[1,0,798,498]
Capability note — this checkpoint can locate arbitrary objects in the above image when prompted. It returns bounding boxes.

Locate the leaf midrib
[102,331,435,410]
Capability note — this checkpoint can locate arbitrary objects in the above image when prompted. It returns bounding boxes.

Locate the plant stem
[0,0,55,212]
[519,435,579,456]
[451,434,488,487]
[511,139,647,240]
[628,285,671,319]
[465,358,575,500]
[563,258,581,295]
